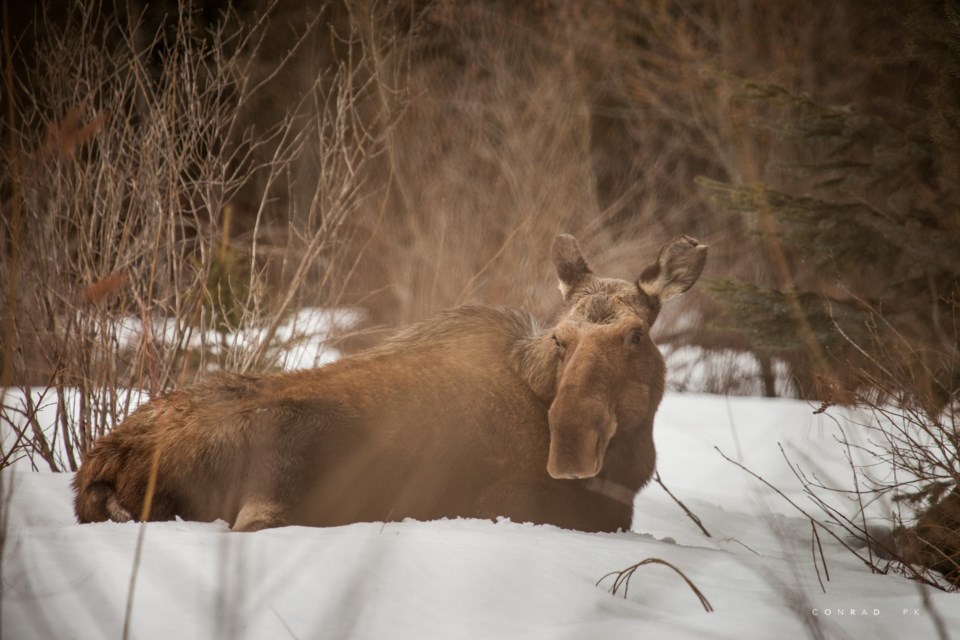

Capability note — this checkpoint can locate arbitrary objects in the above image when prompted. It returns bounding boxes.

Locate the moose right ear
[637,235,708,302]
[552,234,593,301]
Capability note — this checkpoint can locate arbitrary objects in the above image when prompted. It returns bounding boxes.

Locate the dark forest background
[3,0,959,402]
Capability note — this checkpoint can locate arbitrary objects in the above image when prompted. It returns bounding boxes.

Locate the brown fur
[73,235,707,532]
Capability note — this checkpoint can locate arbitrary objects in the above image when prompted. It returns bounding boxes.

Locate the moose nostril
[548,466,583,480]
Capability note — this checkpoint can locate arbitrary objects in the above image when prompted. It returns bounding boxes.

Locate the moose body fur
[74,235,707,533]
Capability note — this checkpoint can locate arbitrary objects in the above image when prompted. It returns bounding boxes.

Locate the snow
[107,307,362,370]
[664,345,795,397]
[3,392,957,639]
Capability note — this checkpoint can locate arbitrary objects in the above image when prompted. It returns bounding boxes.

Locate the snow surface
[3,393,958,639]
[107,307,362,370]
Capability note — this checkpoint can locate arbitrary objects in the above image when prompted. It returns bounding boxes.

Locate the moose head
[545,234,708,479]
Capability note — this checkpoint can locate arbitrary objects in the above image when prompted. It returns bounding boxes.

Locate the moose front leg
[475,477,633,533]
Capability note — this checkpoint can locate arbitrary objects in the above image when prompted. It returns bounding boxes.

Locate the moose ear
[637,235,708,302]
[552,234,593,301]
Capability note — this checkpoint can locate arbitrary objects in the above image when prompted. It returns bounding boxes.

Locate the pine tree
[699,25,960,410]
[700,2,960,587]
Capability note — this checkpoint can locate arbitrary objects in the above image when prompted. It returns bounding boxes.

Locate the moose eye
[628,329,644,345]
[552,334,565,351]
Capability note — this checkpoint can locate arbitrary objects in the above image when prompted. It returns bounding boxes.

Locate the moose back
[73,234,707,532]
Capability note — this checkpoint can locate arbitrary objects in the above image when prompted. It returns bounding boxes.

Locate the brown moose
[73,234,707,533]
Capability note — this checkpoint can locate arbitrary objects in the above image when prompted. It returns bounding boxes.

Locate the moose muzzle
[546,400,616,479]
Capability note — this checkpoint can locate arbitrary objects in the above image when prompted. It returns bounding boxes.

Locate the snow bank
[3,393,956,639]
[106,307,362,370]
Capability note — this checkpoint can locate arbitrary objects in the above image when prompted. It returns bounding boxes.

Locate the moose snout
[546,429,602,480]
[546,401,616,480]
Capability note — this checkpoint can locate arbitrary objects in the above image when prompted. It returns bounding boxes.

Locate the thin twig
[722,537,761,556]
[122,446,162,640]
[0,365,60,468]
[597,557,714,613]
[810,520,828,593]
[654,471,712,537]
[919,581,951,640]
[270,606,302,640]
[715,446,876,568]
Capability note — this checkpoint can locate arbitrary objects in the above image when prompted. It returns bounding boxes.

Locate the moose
[74,234,707,533]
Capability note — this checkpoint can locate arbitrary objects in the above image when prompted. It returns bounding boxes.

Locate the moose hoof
[233,499,287,532]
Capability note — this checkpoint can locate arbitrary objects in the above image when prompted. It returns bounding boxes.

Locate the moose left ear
[552,234,594,301]
[637,235,708,302]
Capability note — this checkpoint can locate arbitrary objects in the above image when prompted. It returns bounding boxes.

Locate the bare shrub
[828,323,960,589]
[0,1,384,471]
[716,317,960,590]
